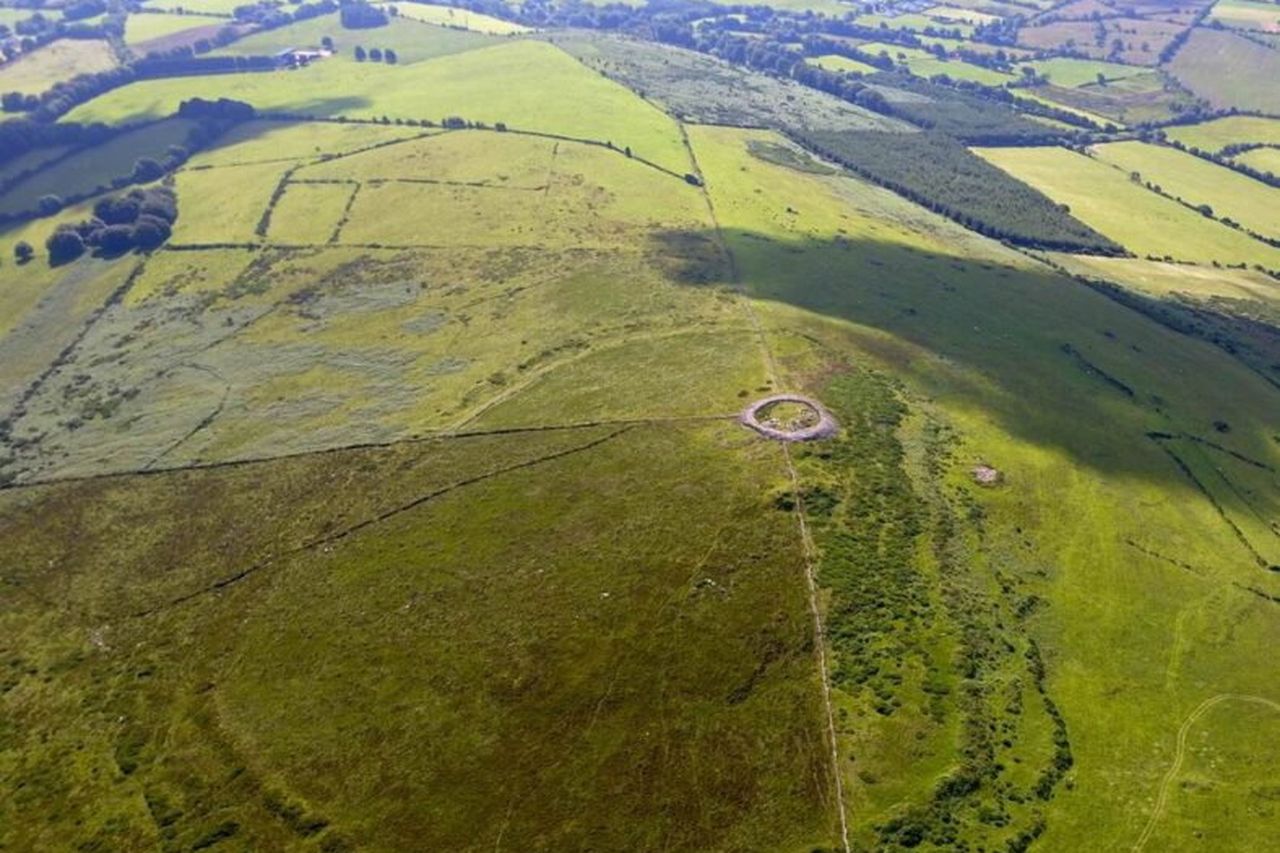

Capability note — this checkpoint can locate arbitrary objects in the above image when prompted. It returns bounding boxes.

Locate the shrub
[46,227,85,265]
[14,241,33,263]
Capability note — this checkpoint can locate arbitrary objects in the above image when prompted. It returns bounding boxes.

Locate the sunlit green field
[975,145,1280,267]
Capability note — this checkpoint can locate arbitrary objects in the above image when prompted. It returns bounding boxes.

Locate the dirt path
[1132,692,1280,851]
[683,120,851,852]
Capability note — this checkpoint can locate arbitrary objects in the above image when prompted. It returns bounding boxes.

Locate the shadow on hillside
[653,226,1280,488]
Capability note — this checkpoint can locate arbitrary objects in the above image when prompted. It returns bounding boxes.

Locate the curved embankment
[740,394,838,442]
[1132,692,1280,851]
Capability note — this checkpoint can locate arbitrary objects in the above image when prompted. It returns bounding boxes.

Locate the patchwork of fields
[2,6,1279,852]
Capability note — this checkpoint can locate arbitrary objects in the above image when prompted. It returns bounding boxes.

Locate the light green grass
[1164,115,1280,153]
[189,120,425,167]
[64,40,693,174]
[858,41,1014,84]
[211,12,498,64]
[857,11,978,35]
[0,38,117,94]
[975,145,1280,266]
[374,1,531,34]
[267,181,353,243]
[1091,140,1280,240]
[171,160,289,242]
[0,119,195,216]
[124,11,226,46]
[1234,146,1280,175]
[1019,56,1147,87]
[923,3,1001,24]
[1207,0,1280,32]
[807,54,878,75]
[141,0,249,13]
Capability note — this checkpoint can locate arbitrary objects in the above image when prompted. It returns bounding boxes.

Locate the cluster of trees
[339,1,389,29]
[352,46,398,63]
[45,186,178,265]
[2,65,136,121]
[797,129,1125,253]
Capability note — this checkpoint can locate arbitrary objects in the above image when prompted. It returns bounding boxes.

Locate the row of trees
[353,45,398,63]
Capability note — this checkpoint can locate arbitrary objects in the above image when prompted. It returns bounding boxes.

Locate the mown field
[0,38,117,95]
[375,0,532,34]
[975,145,1280,267]
[211,12,499,63]
[1091,140,1280,240]
[1164,26,1280,112]
[1164,114,1280,153]
[1234,146,1280,174]
[123,11,227,47]
[63,40,695,175]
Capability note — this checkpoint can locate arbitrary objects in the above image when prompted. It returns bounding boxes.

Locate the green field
[1165,26,1280,112]
[808,53,878,75]
[975,145,1280,267]
[1164,115,1280,153]
[1019,57,1149,87]
[1208,0,1280,31]
[211,12,499,64]
[1091,140,1280,240]
[0,119,195,216]
[375,0,532,34]
[1234,146,1280,175]
[141,0,252,13]
[0,38,117,95]
[64,40,694,175]
[123,11,226,47]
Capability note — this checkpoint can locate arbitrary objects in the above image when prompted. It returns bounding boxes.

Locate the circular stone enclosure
[741,394,837,442]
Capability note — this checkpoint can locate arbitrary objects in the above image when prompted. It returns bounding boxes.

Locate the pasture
[1163,114,1280,153]
[807,54,878,75]
[1207,0,1280,31]
[1165,27,1280,112]
[1234,146,1280,175]
[375,1,533,34]
[123,11,227,47]
[1091,140,1280,240]
[1020,57,1149,87]
[0,38,117,95]
[211,12,499,64]
[691,122,1280,851]
[975,145,1280,267]
[63,40,695,175]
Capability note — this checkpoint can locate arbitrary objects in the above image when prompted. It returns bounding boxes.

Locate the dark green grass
[0,422,839,851]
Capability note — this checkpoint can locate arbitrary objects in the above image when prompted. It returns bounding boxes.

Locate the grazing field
[211,12,499,64]
[0,145,70,187]
[1165,27,1280,112]
[374,0,533,34]
[1208,0,1280,31]
[1234,146,1280,175]
[860,42,1014,85]
[64,40,695,175]
[141,0,254,13]
[975,145,1280,267]
[1026,73,1191,125]
[0,38,117,94]
[0,119,195,216]
[1164,115,1280,153]
[1020,57,1149,87]
[190,120,425,166]
[0,421,839,850]
[807,53,878,75]
[1091,140,1280,240]
[123,11,227,47]
[690,122,1280,851]
[266,181,354,244]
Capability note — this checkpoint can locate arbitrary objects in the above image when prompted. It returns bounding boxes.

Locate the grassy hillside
[211,12,499,63]
[62,40,694,174]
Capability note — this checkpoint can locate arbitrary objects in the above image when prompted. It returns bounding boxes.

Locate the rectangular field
[974,145,1280,267]
[0,38,117,94]
[1090,141,1280,240]
[211,13,497,65]
[1165,27,1280,112]
[267,181,355,244]
[1164,115,1280,153]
